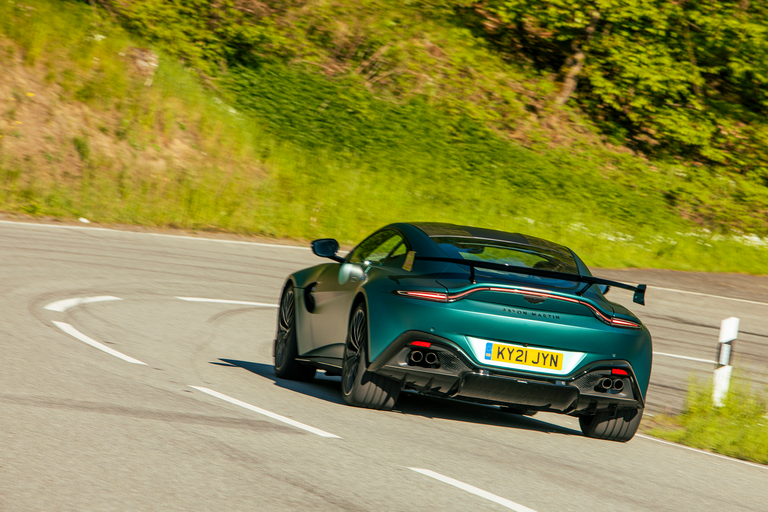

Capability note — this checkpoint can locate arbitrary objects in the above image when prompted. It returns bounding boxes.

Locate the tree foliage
[93,0,287,74]
[462,0,768,170]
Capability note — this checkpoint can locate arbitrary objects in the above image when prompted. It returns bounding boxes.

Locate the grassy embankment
[646,378,768,465]
[1,0,768,273]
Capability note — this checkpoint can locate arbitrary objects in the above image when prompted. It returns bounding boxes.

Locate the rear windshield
[432,237,579,275]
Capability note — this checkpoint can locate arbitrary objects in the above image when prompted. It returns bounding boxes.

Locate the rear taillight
[396,288,641,329]
[610,318,642,329]
[396,291,448,302]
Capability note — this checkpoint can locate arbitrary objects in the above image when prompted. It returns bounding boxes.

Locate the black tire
[579,408,643,442]
[341,304,400,410]
[273,283,316,382]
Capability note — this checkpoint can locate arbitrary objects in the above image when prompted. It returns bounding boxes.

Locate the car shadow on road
[394,391,583,437]
[213,359,583,437]
[214,359,347,406]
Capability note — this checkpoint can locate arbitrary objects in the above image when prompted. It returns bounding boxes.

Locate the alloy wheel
[342,308,366,395]
[275,287,295,369]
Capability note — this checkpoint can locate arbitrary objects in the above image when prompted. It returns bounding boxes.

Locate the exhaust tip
[424,352,438,365]
[599,378,613,390]
[410,350,423,363]
[612,379,624,391]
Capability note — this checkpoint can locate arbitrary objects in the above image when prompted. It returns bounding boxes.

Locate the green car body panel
[279,222,652,434]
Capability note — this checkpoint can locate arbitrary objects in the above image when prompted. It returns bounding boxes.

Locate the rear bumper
[371,330,644,414]
[459,372,579,411]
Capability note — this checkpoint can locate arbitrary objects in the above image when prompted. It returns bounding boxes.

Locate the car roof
[409,222,573,256]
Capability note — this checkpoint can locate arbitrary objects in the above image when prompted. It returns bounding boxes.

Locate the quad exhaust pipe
[598,377,625,392]
[409,350,440,367]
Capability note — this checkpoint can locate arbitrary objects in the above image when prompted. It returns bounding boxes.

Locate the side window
[390,242,407,259]
[349,230,407,266]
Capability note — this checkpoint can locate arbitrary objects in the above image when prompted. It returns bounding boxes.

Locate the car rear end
[368,234,652,419]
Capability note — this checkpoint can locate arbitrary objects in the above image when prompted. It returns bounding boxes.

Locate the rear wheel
[579,408,643,442]
[341,304,400,410]
[274,283,315,381]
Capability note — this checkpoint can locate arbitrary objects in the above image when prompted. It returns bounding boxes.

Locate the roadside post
[713,317,739,407]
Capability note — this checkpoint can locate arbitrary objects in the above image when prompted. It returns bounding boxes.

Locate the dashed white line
[651,286,768,306]
[636,435,768,470]
[52,321,146,365]
[45,296,123,312]
[189,386,341,438]
[177,297,278,307]
[409,468,538,512]
[652,351,717,364]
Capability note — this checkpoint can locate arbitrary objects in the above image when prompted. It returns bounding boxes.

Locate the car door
[307,230,407,356]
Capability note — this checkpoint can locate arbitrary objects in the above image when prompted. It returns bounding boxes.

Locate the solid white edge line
[408,468,538,512]
[177,297,278,307]
[652,351,717,364]
[650,286,768,306]
[52,321,146,365]
[45,296,122,312]
[0,219,309,250]
[188,386,341,439]
[636,435,768,471]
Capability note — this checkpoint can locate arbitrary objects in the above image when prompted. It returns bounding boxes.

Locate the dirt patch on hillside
[0,36,208,188]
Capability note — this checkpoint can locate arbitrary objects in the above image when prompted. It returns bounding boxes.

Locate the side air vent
[304,283,317,313]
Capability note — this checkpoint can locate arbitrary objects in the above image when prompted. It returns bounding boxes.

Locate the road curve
[1,221,766,512]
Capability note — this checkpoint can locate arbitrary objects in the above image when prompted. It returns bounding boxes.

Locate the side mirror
[311,238,343,262]
[598,284,611,295]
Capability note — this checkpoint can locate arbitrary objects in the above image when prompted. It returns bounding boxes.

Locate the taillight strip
[396,287,641,329]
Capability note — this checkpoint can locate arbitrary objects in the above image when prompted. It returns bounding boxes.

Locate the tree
[466,0,768,168]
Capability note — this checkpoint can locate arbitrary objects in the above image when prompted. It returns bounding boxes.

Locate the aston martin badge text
[501,307,560,320]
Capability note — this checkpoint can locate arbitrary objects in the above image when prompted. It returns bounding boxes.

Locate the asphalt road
[1,220,767,512]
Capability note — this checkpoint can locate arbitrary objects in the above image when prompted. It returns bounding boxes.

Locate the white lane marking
[637,435,768,471]
[177,297,278,307]
[651,286,768,307]
[45,296,122,312]
[0,220,309,250]
[652,351,717,364]
[189,386,341,439]
[52,321,146,365]
[408,468,538,512]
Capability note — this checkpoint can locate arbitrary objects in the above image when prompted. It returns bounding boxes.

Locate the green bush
[73,136,90,161]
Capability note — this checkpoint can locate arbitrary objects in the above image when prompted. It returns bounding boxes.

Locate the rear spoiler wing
[415,256,647,305]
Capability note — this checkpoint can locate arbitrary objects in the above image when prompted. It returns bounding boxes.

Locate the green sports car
[274,223,652,442]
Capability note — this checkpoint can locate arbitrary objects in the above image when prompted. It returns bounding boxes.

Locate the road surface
[1,221,766,511]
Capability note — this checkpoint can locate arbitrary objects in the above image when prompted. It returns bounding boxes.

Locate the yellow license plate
[485,342,563,370]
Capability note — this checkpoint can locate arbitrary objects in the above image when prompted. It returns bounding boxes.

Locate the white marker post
[713,317,739,407]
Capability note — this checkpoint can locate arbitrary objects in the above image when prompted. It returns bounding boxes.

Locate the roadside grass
[645,377,768,465]
[1,0,768,274]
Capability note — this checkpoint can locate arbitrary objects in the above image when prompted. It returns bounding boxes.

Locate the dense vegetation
[1,0,767,272]
[96,0,768,163]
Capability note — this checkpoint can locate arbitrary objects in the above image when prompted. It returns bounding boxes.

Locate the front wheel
[341,304,400,410]
[579,408,643,442]
[273,283,315,382]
